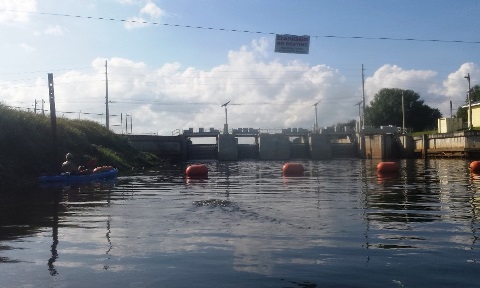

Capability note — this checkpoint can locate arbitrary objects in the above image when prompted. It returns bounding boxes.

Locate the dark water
[1,159,479,287]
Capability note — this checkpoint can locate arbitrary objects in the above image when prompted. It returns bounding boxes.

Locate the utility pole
[221,101,230,134]
[125,114,129,134]
[402,91,405,134]
[48,73,59,171]
[34,99,37,114]
[105,60,110,130]
[361,64,366,130]
[465,73,472,130]
[313,100,320,133]
[354,101,362,131]
[450,100,453,118]
[121,113,123,134]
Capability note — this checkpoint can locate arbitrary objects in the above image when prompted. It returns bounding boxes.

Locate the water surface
[1,159,479,287]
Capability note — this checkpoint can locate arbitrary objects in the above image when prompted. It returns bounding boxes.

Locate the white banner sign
[275,34,310,54]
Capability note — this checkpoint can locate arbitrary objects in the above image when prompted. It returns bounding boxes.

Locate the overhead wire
[1,9,473,126]
[2,9,477,45]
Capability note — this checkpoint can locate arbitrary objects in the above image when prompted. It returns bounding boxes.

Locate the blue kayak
[39,168,118,183]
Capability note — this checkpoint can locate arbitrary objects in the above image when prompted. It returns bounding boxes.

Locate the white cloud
[0,0,37,24]
[19,43,35,52]
[2,38,478,134]
[123,1,166,29]
[94,39,353,133]
[435,63,479,98]
[364,63,480,118]
[141,1,165,19]
[365,64,438,101]
[44,25,65,36]
[33,25,66,36]
[116,0,141,4]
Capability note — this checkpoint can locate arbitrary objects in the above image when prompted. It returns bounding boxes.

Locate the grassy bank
[0,104,159,187]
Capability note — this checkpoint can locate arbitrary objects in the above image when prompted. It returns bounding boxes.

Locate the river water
[1,159,479,287]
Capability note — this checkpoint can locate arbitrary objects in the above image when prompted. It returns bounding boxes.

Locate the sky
[0,0,479,136]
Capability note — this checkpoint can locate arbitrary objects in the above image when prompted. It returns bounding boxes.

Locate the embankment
[0,104,158,188]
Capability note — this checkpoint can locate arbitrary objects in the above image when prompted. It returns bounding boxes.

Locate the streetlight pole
[221,101,230,134]
[313,100,320,134]
[465,73,472,130]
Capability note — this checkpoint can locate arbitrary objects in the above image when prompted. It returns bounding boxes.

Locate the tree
[364,88,442,132]
[336,119,356,130]
[455,84,480,120]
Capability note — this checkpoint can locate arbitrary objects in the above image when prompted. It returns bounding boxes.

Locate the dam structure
[125,126,388,161]
[126,124,480,161]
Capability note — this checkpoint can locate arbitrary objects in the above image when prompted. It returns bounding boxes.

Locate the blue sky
[1,0,479,135]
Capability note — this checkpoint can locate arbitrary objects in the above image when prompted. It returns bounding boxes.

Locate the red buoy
[282,163,304,176]
[470,161,480,173]
[186,164,208,178]
[377,162,399,173]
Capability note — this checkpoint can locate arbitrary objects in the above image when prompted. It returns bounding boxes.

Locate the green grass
[0,104,159,187]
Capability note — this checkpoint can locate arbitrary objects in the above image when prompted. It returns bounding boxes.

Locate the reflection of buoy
[282,163,304,176]
[377,172,398,184]
[186,164,208,178]
[377,162,399,173]
[470,161,480,172]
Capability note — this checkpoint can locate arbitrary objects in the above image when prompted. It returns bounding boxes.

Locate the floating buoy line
[185,163,307,179]
[182,161,480,181]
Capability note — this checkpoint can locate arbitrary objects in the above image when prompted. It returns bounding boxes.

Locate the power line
[3,9,480,45]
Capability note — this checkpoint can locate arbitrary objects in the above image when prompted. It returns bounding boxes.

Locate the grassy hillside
[0,104,158,187]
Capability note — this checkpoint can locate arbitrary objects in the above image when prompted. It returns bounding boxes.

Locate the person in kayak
[61,153,79,174]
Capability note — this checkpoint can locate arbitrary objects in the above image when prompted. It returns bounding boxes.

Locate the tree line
[358,86,480,132]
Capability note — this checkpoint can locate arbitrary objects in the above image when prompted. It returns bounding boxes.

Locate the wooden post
[48,73,59,171]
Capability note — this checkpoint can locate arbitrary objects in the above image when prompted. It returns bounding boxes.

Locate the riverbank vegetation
[0,104,158,188]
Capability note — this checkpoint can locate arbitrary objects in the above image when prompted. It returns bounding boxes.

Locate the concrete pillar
[422,134,429,158]
[309,134,332,160]
[218,134,238,160]
[364,134,384,159]
[357,134,366,159]
[178,136,189,161]
[399,135,415,158]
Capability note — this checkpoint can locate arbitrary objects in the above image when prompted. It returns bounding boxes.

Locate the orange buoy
[377,162,399,173]
[282,163,304,176]
[470,161,480,172]
[186,164,208,178]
